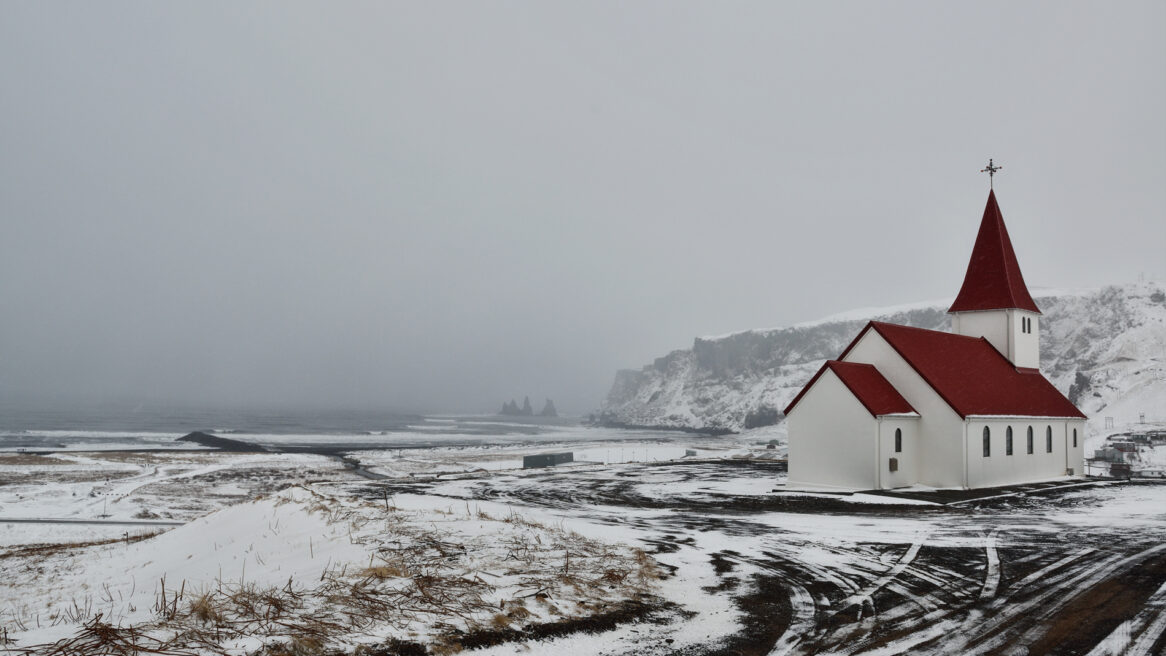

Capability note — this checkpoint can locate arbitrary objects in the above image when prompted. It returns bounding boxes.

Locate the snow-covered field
[4,432,1166,655]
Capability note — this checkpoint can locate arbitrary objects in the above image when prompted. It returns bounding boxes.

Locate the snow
[790,297,956,330]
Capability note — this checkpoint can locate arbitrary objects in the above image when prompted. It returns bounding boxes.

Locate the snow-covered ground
[0,451,347,534]
[4,434,1166,655]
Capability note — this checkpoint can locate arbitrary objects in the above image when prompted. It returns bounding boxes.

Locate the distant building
[784,189,1086,490]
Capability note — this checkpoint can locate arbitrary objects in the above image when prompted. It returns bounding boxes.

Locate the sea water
[0,401,586,453]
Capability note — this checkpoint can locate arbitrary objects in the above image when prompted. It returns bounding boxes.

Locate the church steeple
[948,189,1040,314]
[948,187,1042,369]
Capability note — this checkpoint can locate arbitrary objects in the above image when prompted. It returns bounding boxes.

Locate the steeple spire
[948,189,1040,314]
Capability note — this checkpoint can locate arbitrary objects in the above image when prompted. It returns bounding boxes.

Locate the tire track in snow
[832,543,993,655]
[766,580,816,656]
[821,536,933,649]
[979,530,1000,600]
[949,529,1002,651]
[1010,547,1095,592]
[948,543,1166,655]
[842,543,1103,656]
[838,534,929,614]
[1083,576,1166,656]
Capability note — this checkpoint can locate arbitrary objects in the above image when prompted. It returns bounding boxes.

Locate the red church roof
[948,190,1041,314]
[837,322,1085,419]
[784,360,917,417]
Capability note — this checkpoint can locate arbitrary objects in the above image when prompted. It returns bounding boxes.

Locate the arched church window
[983,427,991,457]
[1073,428,1078,448]
[1027,426,1034,454]
[1046,426,1053,453]
[1006,427,1013,455]
[895,428,902,453]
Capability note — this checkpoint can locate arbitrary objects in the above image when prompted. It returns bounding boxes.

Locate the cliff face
[600,284,1166,435]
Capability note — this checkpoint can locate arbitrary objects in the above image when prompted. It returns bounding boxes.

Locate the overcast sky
[2,2,1163,415]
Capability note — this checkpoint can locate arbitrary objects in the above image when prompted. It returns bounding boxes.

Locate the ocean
[0,401,588,452]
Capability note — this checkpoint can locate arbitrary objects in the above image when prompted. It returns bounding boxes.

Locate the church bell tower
[948,187,1042,369]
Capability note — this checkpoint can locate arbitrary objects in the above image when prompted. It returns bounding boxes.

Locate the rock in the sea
[539,399,558,417]
[176,431,263,452]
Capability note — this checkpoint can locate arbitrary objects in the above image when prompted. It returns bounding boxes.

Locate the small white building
[784,189,1086,490]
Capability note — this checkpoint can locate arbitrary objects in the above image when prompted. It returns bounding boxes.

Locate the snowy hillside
[600,283,1166,437]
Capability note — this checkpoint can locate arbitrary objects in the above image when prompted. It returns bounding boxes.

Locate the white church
[784,185,1086,490]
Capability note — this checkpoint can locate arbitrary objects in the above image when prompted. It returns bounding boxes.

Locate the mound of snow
[2,485,661,654]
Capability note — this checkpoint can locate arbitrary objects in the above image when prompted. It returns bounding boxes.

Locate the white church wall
[786,369,878,490]
[1010,311,1040,369]
[1066,419,1086,475]
[951,311,1010,359]
[877,417,919,489]
[842,331,966,487]
[966,418,1083,488]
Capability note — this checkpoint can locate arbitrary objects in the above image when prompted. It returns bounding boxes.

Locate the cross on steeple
[981,158,1002,188]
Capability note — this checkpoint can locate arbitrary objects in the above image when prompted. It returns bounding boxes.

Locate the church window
[1006,427,1013,455]
[983,427,991,457]
[1046,426,1053,453]
[1022,317,1026,333]
[1073,428,1078,448]
[894,428,902,453]
[1027,426,1034,454]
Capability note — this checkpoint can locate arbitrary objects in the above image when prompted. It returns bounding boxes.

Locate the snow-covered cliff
[600,283,1166,436]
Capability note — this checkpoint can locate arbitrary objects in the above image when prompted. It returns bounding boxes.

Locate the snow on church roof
[843,322,1086,419]
[948,189,1042,314]
[783,360,917,418]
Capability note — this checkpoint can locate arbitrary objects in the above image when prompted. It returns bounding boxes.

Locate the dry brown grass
[0,454,72,466]
[358,564,409,580]
[188,593,223,625]
[430,640,463,655]
[632,547,662,582]
[19,614,201,655]
[89,452,218,465]
[253,634,327,656]
[0,531,162,561]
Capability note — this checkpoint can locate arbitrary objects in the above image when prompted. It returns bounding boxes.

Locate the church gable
[784,360,916,418]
